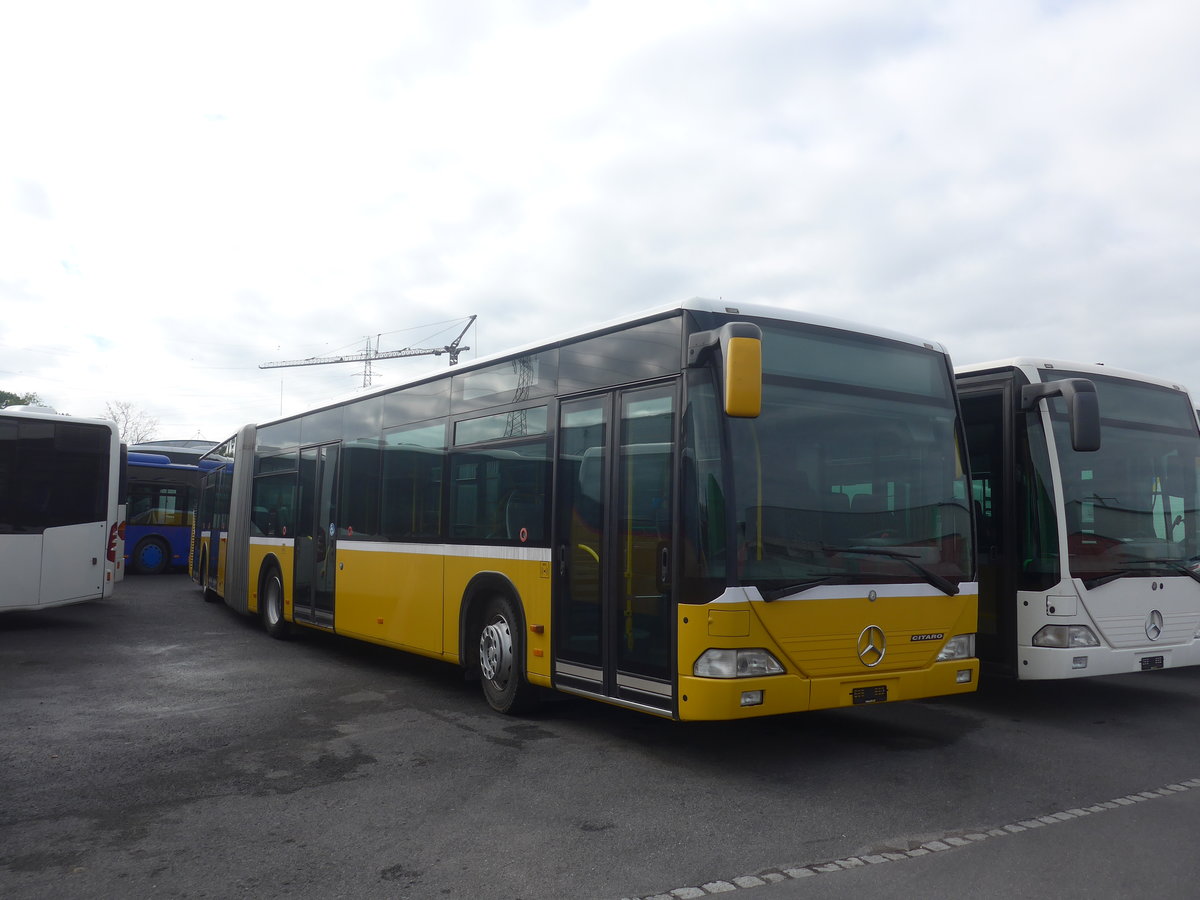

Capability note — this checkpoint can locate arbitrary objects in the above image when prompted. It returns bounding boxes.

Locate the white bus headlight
[936,634,976,661]
[1033,625,1101,649]
[694,648,786,678]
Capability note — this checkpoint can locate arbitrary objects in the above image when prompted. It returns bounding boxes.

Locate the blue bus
[125,452,204,574]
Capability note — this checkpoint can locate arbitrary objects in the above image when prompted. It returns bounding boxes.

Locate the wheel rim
[138,542,164,570]
[479,614,513,686]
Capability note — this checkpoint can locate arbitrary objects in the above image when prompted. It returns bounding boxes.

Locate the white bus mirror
[1021,378,1101,452]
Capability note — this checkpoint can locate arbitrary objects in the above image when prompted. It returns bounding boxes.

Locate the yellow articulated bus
[192,299,978,720]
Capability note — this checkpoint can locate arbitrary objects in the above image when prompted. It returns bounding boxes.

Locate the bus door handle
[657,541,671,591]
[558,545,568,576]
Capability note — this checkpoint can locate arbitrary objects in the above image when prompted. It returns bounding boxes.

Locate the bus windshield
[1046,371,1200,585]
[725,322,973,595]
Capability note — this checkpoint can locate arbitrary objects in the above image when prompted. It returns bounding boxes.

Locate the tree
[1,389,43,408]
[104,401,159,443]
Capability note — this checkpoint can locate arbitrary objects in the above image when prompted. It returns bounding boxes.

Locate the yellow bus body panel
[216,535,227,596]
[441,549,553,682]
[247,540,294,618]
[677,590,979,721]
[235,534,975,722]
[335,546,445,655]
[249,543,553,685]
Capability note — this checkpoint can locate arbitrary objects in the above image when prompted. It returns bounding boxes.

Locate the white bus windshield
[1044,371,1200,586]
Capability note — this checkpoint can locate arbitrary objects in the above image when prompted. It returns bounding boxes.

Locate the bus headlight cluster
[694,648,785,678]
[1032,625,1101,649]
[936,634,975,661]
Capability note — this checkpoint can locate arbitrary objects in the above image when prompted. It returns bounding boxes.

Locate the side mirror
[1020,378,1101,452]
[687,322,762,418]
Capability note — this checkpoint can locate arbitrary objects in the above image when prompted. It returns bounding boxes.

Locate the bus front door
[294,444,339,629]
[554,384,677,715]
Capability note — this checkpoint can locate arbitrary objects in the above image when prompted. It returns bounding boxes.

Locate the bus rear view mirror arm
[1020,378,1101,452]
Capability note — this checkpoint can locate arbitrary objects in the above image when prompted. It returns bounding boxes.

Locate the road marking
[627,777,1200,900]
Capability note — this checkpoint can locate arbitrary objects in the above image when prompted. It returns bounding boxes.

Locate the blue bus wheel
[133,538,170,575]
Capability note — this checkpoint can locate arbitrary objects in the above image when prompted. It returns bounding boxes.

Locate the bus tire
[198,549,219,602]
[477,593,538,715]
[131,537,170,575]
[261,568,291,639]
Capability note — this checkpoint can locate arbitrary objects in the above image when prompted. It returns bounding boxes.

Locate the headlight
[936,634,975,661]
[1032,625,1101,648]
[694,648,786,678]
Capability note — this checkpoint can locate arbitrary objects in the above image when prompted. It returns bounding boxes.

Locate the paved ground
[3,574,1199,899]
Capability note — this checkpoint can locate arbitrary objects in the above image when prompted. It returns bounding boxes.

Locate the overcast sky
[3,0,1198,441]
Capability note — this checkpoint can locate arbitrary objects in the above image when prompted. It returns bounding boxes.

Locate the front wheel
[477,594,538,714]
[261,570,292,639]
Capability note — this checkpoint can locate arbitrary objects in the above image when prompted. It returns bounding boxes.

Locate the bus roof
[127,451,202,471]
[1,407,120,429]
[241,298,953,435]
[956,358,1191,394]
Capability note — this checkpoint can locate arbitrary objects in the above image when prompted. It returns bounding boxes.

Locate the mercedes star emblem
[1146,609,1164,642]
[858,625,886,668]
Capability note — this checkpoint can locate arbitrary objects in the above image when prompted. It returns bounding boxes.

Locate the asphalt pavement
[631,778,1200,899]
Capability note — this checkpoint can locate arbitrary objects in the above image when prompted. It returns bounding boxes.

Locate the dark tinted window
[454,407,547,445]
[449,439,549,544]
[339,439,382,539]
[300,407,344,445]
[256,419,300,455]
[0,419,111,534]
[761,323,949,401]
[452,352,557,414]
[383,378,452,428]
[343,396,384,442]
[558,318,682,395]
[381,422,445,540]
[251,471,296,537]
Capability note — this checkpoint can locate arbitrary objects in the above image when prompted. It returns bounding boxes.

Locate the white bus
[0,407,124,611]
[956,360,1200,678]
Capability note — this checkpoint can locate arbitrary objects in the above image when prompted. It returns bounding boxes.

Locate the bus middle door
[294,443,339,629]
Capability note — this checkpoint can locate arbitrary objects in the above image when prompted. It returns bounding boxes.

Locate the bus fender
[458,571,524,677]
[254,553,286,616]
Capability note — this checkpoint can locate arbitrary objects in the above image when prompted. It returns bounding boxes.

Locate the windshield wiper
[1085,559,1200,590]
[1082,570,1141,590]
[829,547,960,596]
[761,576,843,602]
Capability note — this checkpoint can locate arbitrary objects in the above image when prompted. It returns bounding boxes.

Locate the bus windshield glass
[726,322,973,595]
[1045,371,1200,584]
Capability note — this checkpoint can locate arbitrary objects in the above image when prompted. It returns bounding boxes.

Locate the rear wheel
[198,549,219,602]
[477,593,538,714]
[131,537,170,575]
[261,569,291,639]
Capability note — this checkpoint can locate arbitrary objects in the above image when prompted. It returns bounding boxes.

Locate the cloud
[1,0,1198,439]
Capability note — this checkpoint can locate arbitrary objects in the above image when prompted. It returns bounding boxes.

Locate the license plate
[852,685,888,704]
[1139,656,1164,671]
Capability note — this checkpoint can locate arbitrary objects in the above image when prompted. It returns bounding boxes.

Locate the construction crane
[260,316,477,387]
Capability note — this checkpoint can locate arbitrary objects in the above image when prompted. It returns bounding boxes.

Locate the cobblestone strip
[625,777,1200,900]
